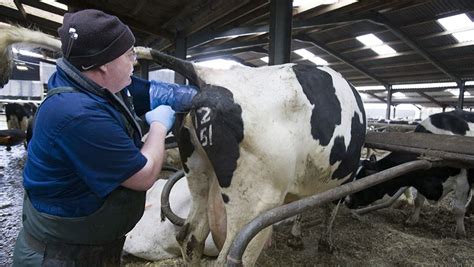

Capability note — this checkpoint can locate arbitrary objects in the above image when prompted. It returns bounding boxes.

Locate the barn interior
[0,1,473,266]
[1,0,474,120]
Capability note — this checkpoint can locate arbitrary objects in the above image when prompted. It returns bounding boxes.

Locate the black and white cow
[345,110,474,238]
[136,47,366,265]
[5,102,36,132]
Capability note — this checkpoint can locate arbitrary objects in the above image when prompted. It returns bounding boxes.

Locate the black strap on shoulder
[45,87,79,99]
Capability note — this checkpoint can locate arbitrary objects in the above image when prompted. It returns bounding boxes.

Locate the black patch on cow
[414,125,431,133]
[175,114,194,173]
[428,110,471,135]
[221,193,229,203]
[347,150,463,208]
[349,83,366,125]
[330,112,366,179]
[192,85,244,188]
[292,65,341,146]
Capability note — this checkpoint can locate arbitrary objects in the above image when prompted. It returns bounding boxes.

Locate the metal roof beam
[0,6,60,35]
[362,92,387,103]
[371,14,459,82]
[294,33,388,87]
[188,25,269,49]
[13,0,27,20]
[19,0,66,15]
[417,92,448,108]
[188,40,267,57]
[188,47,266,62]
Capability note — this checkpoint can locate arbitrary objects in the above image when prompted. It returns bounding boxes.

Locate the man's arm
[121,123,167,191]
[121,105,175,191]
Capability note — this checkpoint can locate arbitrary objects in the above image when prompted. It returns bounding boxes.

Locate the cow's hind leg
[214,184,285,266]
[176,154,213,265]
[406,190,425,225]
[287,214,304,249]
[453,170,470,238]
[318,202,341,253]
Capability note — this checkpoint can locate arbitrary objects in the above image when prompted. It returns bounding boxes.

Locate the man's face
[103,47,136,93]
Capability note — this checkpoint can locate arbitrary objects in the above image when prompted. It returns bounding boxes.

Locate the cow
[5,102,36,132]
[345,110,474,238]
[135,47,366,266]
[124,177,218,261]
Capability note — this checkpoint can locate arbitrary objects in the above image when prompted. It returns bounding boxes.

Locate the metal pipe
[226,160,432,266]
[161,169,186,226]
[364,142,474,166]
[353,186,408,215]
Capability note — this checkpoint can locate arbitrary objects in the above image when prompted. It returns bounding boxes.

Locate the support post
[458,80,465,110]
[268,0,292,65]
[174,32,187,84]
[385,85,392,120]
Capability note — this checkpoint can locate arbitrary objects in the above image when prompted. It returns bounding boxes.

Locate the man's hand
[145,105,175,131]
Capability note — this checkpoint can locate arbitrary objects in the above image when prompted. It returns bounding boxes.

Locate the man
[13,9,196,266]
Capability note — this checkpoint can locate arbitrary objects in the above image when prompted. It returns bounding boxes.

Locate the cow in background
[346,110,474,238]
[124,177,218,261]
[135,47,366,266]
[2,102,36,149]
[5,102,36,132]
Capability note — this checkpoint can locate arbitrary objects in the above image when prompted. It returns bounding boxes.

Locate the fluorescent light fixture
[40,0,67,10]
[355,85,386,90]
[260,56,269,63]
[437,13,474,31]
[452,29,474,42]
[465,81,474,86]
[356,33,396,56]
[294,49,328,65]
[371,45,396,55]
[445,88,471,96]
[16,65,28,71]
[393,82,457,89]
[13,47,44,58]
[392,92,407,98]
[356,34,383,46]
[195,59,242,69]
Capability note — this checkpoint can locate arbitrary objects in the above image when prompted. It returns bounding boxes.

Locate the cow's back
[192,64,365,196]
[416,110,474,136]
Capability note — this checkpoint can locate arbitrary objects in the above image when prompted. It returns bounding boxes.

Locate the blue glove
[145,105,176,132]
[149,81,197,112]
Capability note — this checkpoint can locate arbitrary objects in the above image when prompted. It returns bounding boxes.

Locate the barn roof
[1,0,474,108]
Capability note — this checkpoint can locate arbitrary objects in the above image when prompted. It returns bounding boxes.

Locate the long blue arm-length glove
[149,81,198,112]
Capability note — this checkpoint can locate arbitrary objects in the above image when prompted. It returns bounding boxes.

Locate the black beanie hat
[58,9,135,71]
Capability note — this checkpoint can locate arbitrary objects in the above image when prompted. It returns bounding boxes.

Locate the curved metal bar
[160,169,186,226]
[226,160,433,266]
[353,186,409,215]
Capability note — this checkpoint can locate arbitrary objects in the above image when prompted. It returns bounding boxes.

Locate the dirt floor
[1,145,473,266]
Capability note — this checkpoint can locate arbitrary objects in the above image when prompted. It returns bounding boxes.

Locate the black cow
[346,110,474,238]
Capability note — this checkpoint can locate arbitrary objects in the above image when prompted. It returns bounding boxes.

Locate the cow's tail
[135,46,204,89]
